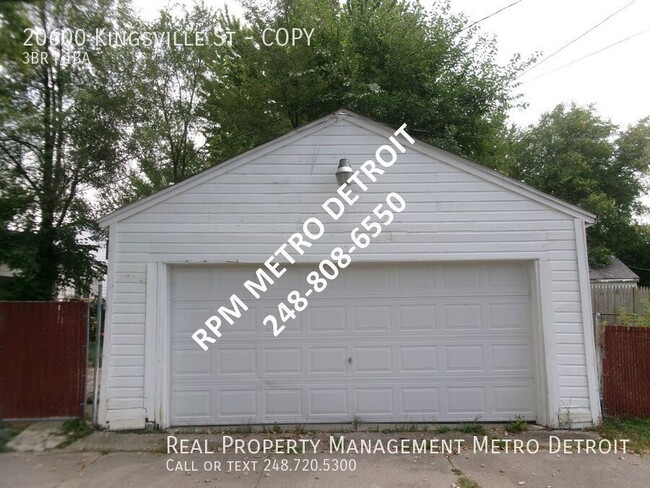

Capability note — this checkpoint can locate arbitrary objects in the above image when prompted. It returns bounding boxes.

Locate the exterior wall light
[336,158,353,186]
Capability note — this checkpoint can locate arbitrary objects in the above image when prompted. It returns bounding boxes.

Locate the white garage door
[169,262,536,425]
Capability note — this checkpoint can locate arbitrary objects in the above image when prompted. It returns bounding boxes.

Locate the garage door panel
[352,306,392,331]
[400,387,440,415]
[489,302,529,330]
[171,390,212,420]
[399,345,438,372]
[309,388,348,416]
[308,306,347,333]
[398,304,436,330]
[353,346,392,373]
[443,304,483,330]
[169,262,536,425]
[447,386,486,414]
[490,344,534,372]
[444,345,485,371]
[442,265,482,289]
[355,388,394,415]
[309,347,347,373]
[171,349,213,377]
[218,348,257,376]
[219,389,257,418]
[263,348,302,375]
[492,385,535,415]
[265,389,303,416]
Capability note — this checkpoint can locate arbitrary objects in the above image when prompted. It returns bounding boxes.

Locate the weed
[458,476,481,488]
[506,415,529,433]
[451,468,463,476]
[459,422,486,435]
[143,423,165,434]
[435,425,452,434]
[58,418,95,448]
[267,423,282,434]
[614,302,650,327]
[601,417,650,453]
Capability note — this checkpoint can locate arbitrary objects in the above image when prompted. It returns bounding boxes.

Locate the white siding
[100,117,594,427]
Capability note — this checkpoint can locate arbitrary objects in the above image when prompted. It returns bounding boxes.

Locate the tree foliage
[506,104,650,268]
[203,0,530,165]
[0,0,131,299]
[108,2,222,205]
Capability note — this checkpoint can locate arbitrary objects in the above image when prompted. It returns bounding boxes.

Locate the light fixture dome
[336,158,353,186]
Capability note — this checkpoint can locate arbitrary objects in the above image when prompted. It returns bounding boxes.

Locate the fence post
[92,283,103,424]
[594,313,603,407]
[82,300,90,417]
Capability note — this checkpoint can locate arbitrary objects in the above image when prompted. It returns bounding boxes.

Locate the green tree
[203,0,530,166]
[108,2,222,204]
[507,104,650,267]
[0,0,132,300]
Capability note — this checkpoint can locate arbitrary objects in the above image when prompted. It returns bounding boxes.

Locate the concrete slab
[452,450,650,488]
[63,431,167,453]
[6,422,66,452]
[1,445,649,488]
[4,428,647,487]
[0,451,102,488]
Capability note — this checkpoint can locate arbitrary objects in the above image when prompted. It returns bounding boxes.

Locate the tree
[108,2,221,205]
[0,0,132,299]
[202,0,530,166]
[506,104,650,267]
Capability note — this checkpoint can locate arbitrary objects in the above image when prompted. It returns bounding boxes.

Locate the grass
[506,415,529,433]
[458,476,481,488]
[600,417,650,453]
[458,422,487,435]
[58,418,95,448]
[87,343,97,366]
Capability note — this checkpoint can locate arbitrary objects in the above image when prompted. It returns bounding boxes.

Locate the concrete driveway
[0,430,648,488]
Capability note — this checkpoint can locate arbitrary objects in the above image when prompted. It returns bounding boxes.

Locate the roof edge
[98,111,344,227]
[341,111,597,224]
[99,107,596,227]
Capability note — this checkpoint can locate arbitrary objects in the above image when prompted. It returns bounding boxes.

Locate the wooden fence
[0,301,88,419]
[591,285,650,316]
[602,326,650,417]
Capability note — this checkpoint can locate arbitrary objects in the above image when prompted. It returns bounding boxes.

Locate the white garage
[98,110,601,430]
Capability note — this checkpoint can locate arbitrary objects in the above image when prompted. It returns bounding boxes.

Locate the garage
[97,109,600,430]
[169,262,536,425]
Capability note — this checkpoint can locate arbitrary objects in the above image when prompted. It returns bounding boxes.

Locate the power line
[521,26,650,83]
[457,0,526,33]
[403,0,526,60]
[517,0,637,79]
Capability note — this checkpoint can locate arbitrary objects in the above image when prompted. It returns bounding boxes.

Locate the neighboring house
[589,256,640,288]
[97,109,600,430]
[57,237,108,300]
[0,264,16,299]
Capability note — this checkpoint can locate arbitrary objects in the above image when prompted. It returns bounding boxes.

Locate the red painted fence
[603,325,650,417]
[0,302,88,419]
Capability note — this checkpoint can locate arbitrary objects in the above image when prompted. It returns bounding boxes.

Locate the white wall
[99,115,596,429]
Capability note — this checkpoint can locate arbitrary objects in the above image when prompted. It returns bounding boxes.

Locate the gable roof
[589,256,640,282]
[98,109,597,227]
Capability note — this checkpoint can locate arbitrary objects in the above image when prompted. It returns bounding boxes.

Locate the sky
[133,0,650,130]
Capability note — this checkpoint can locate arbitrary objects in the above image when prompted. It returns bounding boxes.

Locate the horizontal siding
[103,118,592,423]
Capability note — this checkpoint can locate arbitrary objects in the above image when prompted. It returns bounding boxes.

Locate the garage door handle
[348,357,352,364]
